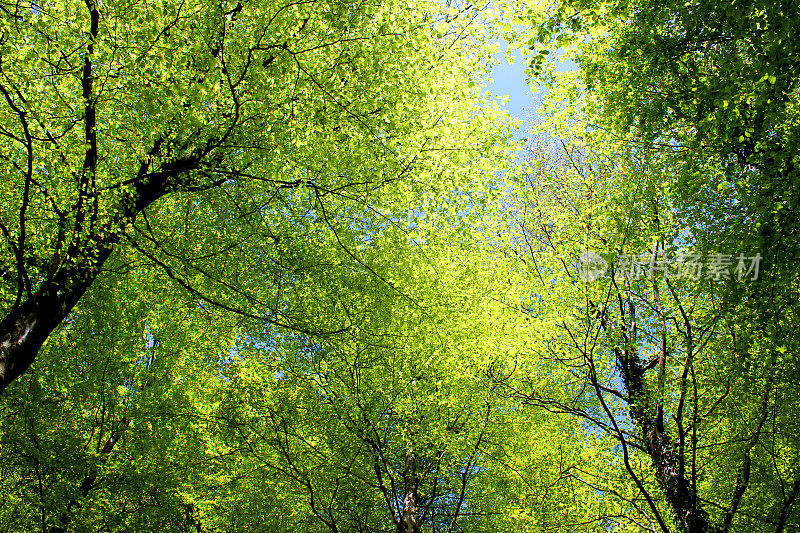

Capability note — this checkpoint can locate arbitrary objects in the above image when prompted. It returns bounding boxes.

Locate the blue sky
[487,43,578,140]
[488,46,536,136]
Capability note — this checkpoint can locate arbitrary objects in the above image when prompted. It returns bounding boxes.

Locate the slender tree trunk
[640,419,717,533]
[48,417,129,532]
[620,336,717,532]
[399,448,420,533]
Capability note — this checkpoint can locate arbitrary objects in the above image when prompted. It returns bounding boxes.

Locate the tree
[500,1,800,525]
[0,205,600,532]
[0,0,509,393]
[563,2,800,530]
[0,253,242,532]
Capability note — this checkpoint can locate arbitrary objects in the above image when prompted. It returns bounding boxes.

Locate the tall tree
[502,0,800,525]
[0,0,509,393]
[0,204,599,532]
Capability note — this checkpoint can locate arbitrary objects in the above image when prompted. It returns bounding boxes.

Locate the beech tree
[500,0,800,530]
[0,212,600,532]
[0,0,509,393]
[6,0,798,531]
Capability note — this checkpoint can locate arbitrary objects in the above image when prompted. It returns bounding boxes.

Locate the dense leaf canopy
[0,0,798,532]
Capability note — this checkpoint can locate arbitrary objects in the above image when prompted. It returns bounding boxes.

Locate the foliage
[0,213,604,532]
[2,0,799,532]
[0,0,513,391]
[504,1,800,531]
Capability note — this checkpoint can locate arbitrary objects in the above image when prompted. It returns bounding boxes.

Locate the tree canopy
[0,0,511,392]
[1,0,798,532]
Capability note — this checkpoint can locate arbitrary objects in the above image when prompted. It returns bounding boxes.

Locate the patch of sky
[481,42,580,254]
[486,41,578,144]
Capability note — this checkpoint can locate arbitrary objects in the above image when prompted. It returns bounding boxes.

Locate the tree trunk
[621,345,717,533]
[399,448,420,533]
[0,145,203,394]
[0,251,112,394]
[642,420,717,533]
[48,417,130,533]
